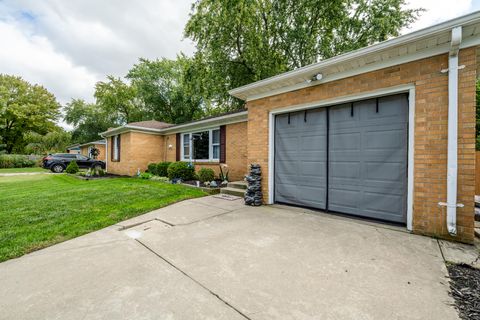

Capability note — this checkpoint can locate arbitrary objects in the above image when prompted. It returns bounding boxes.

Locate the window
[87,146,93,158]
[113,135,120,161]
[76,155,88,161]
[181,128,220,161]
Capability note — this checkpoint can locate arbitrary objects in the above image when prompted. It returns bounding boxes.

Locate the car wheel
[51,164,64,173]
[92,164,102,170]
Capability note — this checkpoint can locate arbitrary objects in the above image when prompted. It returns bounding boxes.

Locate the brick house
[102,13,479,243]
[101,113,248,181]
[78,140,106,161]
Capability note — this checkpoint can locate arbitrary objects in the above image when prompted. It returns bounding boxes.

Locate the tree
[94,76,143,124]
[126,56,204,124]
[24,130,71,155]
[0,74,60,153]
[185,0,422,109]
[64,99,115,144]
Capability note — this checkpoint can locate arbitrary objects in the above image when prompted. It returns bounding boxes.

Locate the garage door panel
[274,108,327,209]
[329,93,408,222]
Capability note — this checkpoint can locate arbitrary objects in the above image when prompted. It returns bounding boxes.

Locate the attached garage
[230,13,480,243]
[274,94,409,223]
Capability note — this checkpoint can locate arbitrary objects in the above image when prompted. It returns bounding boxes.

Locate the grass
[0,174,206,262]
[0,167,48,173]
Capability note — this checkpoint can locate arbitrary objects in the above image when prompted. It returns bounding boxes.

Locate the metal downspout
[440,26,463,235]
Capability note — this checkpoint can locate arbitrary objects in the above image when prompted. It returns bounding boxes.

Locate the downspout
[439,26,464,235]
[102,134,108,173]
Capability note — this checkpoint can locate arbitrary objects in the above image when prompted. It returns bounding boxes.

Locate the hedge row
[0,154,40,168]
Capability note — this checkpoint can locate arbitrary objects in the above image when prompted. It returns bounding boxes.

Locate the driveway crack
[135,239,252,320]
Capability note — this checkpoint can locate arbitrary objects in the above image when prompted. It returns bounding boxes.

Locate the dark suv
[42,153,106,173]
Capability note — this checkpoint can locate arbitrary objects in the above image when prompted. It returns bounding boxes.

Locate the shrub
[65,161,79,174]
[147,163,158,175]
[0,154,37,168]
[156,162,171,177]
[167,162,195,180]
[139,172,153,179]
[198,168,215,183]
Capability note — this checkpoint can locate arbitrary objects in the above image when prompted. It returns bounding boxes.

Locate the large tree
[64,99,116,144]
[185,0,422,109]
[126,56,204,124]
[24,130,71,155]
[94,76,143,124]
[0,74,60,153]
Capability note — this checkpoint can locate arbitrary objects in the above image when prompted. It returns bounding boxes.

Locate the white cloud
[404,0,473,32]
[0,0,477,114]
[0,0,195,107]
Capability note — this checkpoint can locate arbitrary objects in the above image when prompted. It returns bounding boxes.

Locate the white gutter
[439,26,464,236]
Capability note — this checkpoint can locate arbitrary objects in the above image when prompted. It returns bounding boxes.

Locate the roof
[66,144,80,150]
[229,11,480,101]
[78,139,106,147]
[126,120,173,130]
[100,110,248,137]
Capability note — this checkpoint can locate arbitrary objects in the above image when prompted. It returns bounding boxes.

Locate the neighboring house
[101,114,248,181]
[66,144,81,154]
[78,140,107,161]
[102,12,479,244]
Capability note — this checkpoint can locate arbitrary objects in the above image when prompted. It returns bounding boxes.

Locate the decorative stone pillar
[244,164,262,206]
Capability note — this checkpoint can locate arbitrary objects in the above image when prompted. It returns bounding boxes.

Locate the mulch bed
[447,264,480,320]
[183,179,226,188]
[73,174,121,180]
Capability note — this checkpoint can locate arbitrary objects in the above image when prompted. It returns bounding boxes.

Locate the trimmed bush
[65,161,79,174]
[167,162,195,180]
[198,168,215,183]
[156,162,171,177]
[147,163,158,175]
[0,154,37,168]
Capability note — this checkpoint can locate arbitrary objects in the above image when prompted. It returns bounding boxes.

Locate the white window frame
[113,135,120,161]
[181,128,220,162]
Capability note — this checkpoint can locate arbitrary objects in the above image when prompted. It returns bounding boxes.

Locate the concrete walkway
[0,196,460,320]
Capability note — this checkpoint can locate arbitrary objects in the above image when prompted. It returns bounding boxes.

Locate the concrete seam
[135,239,252,320]
[437,239,447,263]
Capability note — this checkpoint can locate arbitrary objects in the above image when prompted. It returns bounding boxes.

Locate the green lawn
[0,167,48,173]
[0,174,206,262]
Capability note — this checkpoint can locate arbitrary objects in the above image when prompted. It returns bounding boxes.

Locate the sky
[1,0,480,110]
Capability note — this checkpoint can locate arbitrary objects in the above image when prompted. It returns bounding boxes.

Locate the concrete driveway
[0,196,458,320]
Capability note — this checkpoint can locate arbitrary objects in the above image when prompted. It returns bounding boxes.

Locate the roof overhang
[229,11,480,102]
[100,111,248,137]
[78,140,106,147]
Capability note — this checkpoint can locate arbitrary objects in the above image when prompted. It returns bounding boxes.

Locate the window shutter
[110,136,114,161]
[176,133,181,161]
[220,125,226,163]
[117,135,121,162]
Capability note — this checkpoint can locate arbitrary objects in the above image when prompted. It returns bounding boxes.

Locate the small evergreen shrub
[198,168,215,183]
[156,162,171,177]
[167,162,195,180]
[65,161,79,174]
[147,163,158,175]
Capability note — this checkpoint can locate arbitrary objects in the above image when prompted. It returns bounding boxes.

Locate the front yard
[0,174,206,262]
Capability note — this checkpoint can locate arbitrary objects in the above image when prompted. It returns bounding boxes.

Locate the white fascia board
[160,111,248,134]
[100,111,248,136]
[230,11,480,101]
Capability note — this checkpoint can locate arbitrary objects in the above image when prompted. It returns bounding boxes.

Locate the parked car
[42,153,105,173]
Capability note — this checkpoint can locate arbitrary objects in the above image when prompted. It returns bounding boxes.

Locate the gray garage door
[274,94,408,223]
